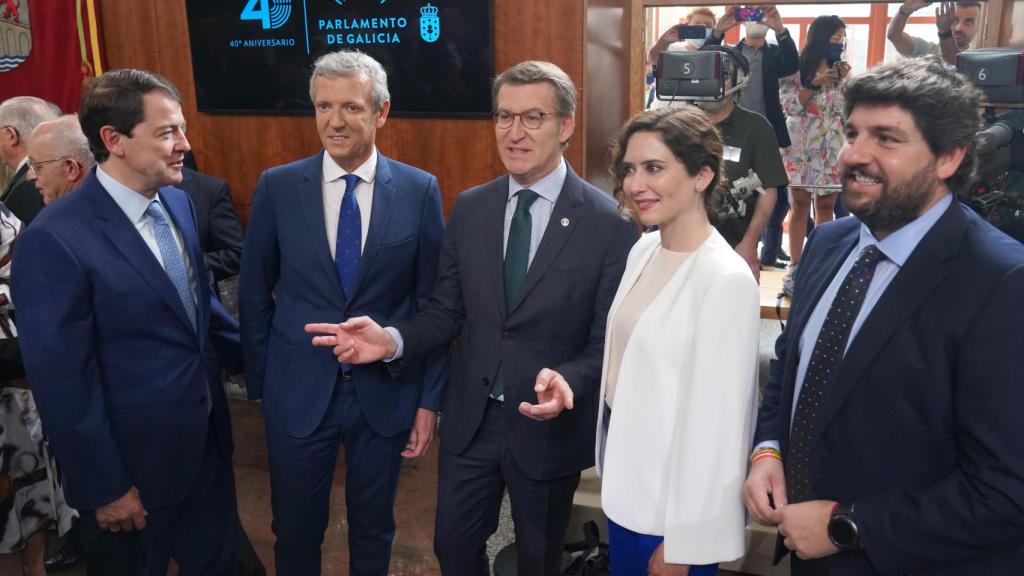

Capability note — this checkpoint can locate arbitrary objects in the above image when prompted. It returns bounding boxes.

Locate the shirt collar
[857,193,953,267]
[323,148,377,185]
[96,164,158,224]
[507,157,567,205]
[15,156,28,172]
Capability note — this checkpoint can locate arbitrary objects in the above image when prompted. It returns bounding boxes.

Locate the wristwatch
[828,504,863,551]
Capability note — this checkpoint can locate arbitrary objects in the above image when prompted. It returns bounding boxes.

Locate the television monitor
[184,0,494,117]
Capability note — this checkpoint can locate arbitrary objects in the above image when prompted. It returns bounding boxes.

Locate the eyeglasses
[492,109,554,130]
[26,157,71,172]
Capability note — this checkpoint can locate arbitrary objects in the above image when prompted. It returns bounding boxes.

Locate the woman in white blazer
[599,107,760,575]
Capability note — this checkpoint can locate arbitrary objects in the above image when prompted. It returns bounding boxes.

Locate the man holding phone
[887,0,981,65]
[647,7,718,66]
[703,6,799,273]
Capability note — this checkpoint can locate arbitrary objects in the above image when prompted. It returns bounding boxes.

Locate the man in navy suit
[743,57,1024,575]
[309,60,637,575]
[239,50,445,576]
[175,167,244,283]
[12,69,241,574]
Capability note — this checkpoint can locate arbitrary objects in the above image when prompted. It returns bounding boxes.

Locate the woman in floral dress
[781,15,850,294]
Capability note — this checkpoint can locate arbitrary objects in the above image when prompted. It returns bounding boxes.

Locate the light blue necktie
[145,200,197,331]
[335,174,362,298]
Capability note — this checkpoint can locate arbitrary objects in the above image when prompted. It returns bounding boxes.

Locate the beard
[842,160,939,237]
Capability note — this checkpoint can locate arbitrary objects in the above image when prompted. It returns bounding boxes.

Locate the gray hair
[30,115,95,169]
[0,96,58,143]
[309,50,390,110]
[492,61,578,118]
[843,56,983,195]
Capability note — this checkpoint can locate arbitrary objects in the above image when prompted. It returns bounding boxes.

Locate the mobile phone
[677,24,709,40]
[832,59,847,72]
[736,6,765,22]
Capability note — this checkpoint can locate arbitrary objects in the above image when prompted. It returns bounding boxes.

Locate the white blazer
[596,229,760,565]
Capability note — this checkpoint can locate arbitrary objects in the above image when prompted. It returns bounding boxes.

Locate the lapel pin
[561,218,570,227]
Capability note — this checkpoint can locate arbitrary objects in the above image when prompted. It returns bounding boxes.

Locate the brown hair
[686,7,717,26]
[609,106,725,218]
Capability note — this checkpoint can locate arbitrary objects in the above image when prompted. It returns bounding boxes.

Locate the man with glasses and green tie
[26,115,95,206]
[0,96,57,223]
[307,60,637,575]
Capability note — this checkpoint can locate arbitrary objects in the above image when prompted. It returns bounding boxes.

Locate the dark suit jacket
[174,167,243,281]
[240,152,446,439]
[707,35,799,148]
[758,202,1024,575]
[1,163,44,224]
[395,165,637,481]
[11,168,240,511]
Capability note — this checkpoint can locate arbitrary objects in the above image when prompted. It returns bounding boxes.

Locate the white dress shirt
[322,149,376,258]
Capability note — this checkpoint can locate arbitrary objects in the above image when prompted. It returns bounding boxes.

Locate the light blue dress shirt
[96,166,197,302]
[385,159,568,362]
[759,194,953,451]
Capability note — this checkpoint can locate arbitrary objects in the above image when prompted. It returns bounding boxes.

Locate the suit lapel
[348,155,395,305]
[820,203,964,429]
[298,155,347,304]
[778,224,858,442]
[507,168,585,316]
[1,165,28,202]
[160,188,207,339]
[486,176,511,318]
[87,174,196,334]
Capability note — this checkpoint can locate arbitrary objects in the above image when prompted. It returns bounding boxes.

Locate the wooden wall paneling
[99,0,589,221]
[491,0,587,174]
[585,0,633,193]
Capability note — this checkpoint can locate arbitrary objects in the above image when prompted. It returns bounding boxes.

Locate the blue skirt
[608,519,719,576]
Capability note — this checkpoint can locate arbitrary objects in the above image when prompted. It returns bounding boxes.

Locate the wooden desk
[759,269,790,321]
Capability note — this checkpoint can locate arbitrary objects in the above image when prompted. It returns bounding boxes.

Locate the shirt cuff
[753,440,781,455]
[383,327,404,362]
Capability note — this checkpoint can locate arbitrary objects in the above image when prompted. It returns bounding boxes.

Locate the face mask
[744,22,768,39]
[827,42,845,64]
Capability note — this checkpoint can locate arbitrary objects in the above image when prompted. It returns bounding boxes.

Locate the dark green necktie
[504,189,539,306]
[491,189,539,400]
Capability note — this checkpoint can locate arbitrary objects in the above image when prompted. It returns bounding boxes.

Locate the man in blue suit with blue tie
[743,57,1024,575]
[12,69,241,574]
[239,50,445,576]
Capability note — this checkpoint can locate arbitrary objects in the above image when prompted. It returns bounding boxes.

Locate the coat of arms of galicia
[419,3,439,43]
[0,0,31,72]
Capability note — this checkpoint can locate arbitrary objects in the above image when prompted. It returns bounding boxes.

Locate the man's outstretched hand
[305,317,397,364]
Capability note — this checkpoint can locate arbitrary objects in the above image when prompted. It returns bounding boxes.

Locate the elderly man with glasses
[0,96,58,223]
[26,115,95,206]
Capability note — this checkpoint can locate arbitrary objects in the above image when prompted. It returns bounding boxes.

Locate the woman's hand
[811,68,840,89]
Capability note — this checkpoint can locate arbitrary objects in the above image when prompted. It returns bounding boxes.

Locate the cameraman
[653,47,788,281]
[706,5,799,270]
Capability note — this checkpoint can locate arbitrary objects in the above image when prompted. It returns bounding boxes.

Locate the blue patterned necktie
[787,244,887,502]
[335,174,362,299]
[145,201,197,331]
